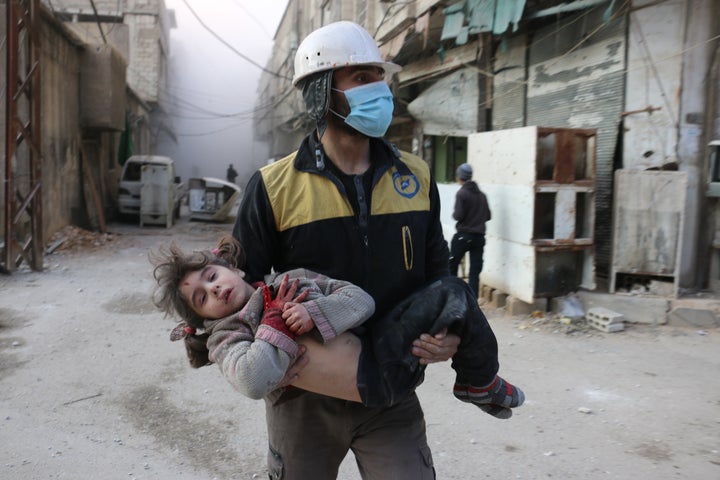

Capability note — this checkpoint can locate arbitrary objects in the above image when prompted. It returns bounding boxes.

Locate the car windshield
[122,162,163,181]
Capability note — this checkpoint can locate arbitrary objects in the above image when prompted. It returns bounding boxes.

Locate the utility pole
[3,0,43,272]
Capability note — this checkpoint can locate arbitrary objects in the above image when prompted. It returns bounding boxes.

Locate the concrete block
[576,290,668,325]
[490,290,508,308]
[506,296,531,316]
[480,284,494,302]
[587,307,625,333]
[647,280,675,297]
[532,297,548,313]
[667,308,720,329]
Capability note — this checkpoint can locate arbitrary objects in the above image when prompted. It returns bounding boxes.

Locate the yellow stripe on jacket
[260,150,431,232]
[261,154,353,232]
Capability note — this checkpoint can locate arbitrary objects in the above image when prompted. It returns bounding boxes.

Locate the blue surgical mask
[331,81,394,138]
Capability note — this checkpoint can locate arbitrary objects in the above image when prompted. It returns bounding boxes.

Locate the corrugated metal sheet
[525,8,626,275]
[492,35,527,130]
[407,68,480,136]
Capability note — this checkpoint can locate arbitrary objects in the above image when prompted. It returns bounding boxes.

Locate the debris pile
[517,313,596,336]
[46,225,117,253]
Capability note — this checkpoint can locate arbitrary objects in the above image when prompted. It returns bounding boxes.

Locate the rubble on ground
[515,311,600,336]
[46,225,117,253]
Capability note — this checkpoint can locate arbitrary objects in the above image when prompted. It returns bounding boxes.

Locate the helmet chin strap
[316,117,328,138]
[315,119,327,170]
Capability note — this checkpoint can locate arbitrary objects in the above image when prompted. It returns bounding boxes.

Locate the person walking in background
[233,20,460,480]
[449,163,491,300]
[226,164,238,184]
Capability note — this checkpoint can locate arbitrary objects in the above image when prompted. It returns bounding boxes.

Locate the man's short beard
[327,110,366,138]
[327,92,368,138]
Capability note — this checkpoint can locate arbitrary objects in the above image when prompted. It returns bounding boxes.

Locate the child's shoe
[453,375,525,419]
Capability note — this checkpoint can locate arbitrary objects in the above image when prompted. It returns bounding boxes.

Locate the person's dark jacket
[453,181,491,235]
[233,134,449,320]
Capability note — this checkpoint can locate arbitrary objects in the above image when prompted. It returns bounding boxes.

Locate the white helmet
[292,21,402,87]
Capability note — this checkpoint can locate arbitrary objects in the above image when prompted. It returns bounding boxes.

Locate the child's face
[180,264,254,319]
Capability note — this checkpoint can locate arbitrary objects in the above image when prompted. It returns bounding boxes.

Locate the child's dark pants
[357,276,499,407]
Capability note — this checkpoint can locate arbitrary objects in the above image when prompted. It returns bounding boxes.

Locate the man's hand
[277,344,309,387]
[411,328,460,365]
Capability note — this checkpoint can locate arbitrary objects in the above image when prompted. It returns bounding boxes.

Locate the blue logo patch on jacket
[393,172,420,198]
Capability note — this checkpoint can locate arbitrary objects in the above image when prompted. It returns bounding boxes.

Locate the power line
[180,0,289,80]
[172,88,298,137]
[129,51,300,126]
[88,0,107,44]
[174,121,259,137]
[161,84,294,119]
[229,0,274,39]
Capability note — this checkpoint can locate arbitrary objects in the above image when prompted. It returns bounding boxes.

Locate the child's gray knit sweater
[204,268,374,399]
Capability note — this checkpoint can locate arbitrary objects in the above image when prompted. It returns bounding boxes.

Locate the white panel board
[555,189,576,240]
[480,184,534,244]
[468,127,596,301]
[469,127,539,302]
[468,127,539,186]
[437,182,461,243]
[482,237,535,304]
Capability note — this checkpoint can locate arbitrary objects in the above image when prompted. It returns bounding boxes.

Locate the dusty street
[1,219,719,480]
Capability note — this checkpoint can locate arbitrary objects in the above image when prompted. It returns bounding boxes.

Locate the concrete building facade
[45,0,176,151]
[1,1,174,272]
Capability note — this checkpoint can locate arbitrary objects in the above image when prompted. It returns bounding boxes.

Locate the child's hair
[151,235,246,368]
